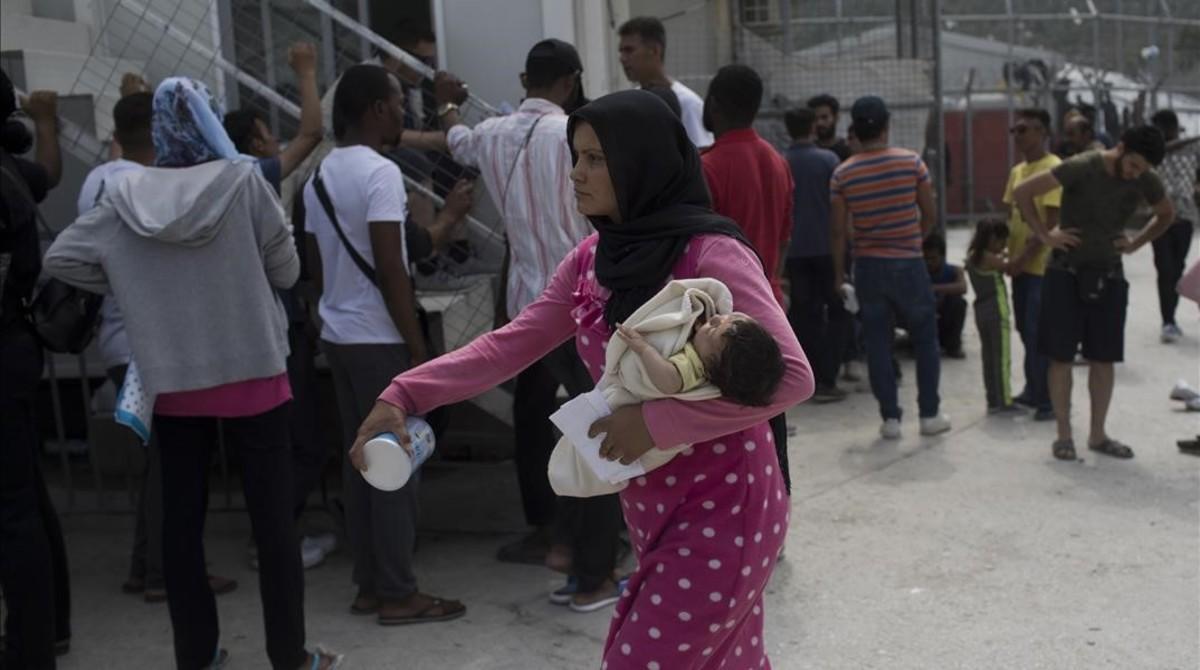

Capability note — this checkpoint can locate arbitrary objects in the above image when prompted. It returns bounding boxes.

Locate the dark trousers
[321,341,418,601]
[786,255,850,389]
[286,322,324,518]
[513,342,622,590]
[1,323,69,670]
[976,315,1011,408]
[769,413,791,496]
[1152,218,1194,326]
[936,295,967,354]
[1011,274,1050,411]
[155,403,305,670]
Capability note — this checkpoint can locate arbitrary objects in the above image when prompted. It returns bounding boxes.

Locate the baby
[616,313,785,407]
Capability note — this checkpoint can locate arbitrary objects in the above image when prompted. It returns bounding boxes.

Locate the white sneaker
[1171,379,1200,402]
[305,532,338,556]
[919,415,952,436]
[300,537,326,570]
[880,419,902,440]
[1161,323,1183,343]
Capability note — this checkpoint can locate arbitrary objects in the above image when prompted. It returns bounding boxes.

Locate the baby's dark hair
[705,319,785,407]
[967,218,1009,268]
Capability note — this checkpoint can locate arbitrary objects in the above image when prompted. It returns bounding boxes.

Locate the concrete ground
[53,229,1198,669]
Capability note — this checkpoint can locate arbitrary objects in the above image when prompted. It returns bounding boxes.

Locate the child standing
[967,220,1020,414]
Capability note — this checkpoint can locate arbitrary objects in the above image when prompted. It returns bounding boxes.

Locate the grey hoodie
[44,159,298,397]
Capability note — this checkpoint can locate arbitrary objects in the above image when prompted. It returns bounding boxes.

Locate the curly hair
[704,319,785,407]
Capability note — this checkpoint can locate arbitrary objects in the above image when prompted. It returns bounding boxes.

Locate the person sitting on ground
[922,232,967,359]
[965,220,1020,414]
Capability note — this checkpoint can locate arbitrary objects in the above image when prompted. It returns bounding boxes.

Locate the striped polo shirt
[830,147,930,259]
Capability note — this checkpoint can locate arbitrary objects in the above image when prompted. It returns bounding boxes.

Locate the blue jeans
[855,257,941,420]
[1011,273,1050,411]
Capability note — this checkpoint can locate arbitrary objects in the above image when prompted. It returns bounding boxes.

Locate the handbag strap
[312,166,378,288]
[499,114,547,212]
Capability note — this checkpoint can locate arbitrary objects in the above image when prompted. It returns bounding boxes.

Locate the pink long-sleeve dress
[380,233,814,669]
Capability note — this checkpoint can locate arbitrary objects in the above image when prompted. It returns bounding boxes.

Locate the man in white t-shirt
[618,16,714,148]
[304,63,466,625]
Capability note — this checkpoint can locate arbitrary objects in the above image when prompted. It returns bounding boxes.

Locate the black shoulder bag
[0,154,102,353]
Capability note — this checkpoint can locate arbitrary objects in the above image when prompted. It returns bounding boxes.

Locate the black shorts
[1038,266,1128,363]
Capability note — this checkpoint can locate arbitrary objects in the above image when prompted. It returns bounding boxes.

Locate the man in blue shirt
[783,107,848,403]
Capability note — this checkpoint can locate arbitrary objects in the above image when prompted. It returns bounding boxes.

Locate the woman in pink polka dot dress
[352,90,813,669]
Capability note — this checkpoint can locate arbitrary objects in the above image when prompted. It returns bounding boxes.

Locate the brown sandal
[377,593,466,626]
[350,593,380,616]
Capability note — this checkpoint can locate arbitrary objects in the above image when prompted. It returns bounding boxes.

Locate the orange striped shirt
[830,147,929,259]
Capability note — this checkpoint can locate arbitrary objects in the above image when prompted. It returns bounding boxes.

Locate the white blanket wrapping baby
[547,278,734,497]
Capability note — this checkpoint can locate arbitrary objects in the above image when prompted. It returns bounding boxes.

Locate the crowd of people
[1,13,1197,670]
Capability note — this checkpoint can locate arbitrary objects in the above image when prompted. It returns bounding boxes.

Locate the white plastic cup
[361,416,436,491]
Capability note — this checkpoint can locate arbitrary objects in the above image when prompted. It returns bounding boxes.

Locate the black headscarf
[567,89,753,328]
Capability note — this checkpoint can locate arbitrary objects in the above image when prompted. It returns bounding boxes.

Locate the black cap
[850,95,890,131]
[525,39,583,81]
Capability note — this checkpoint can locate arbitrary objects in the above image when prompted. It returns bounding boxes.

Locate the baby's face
[694,313,750,362]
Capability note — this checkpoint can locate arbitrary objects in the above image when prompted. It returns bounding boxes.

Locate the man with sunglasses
[1001,108,1061,422]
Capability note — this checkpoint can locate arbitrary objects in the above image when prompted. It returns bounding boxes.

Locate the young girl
[966,219,1019,414]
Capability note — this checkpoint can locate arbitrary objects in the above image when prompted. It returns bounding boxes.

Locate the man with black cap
[434,40,625,612]
[831,95,950,440]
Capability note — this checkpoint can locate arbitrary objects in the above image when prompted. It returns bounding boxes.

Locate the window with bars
[741,0,773,25]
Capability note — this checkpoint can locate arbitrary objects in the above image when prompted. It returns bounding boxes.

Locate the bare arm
[1014,171,1079,250]
[978,250,1009,273]
[278,43,323,180]
[369,222,428,364]
[932,265,967,296]
[916,179,936,236]
[616,325,683,394]
[22,92,61,189]
[1119,197,1175,254]
[831,196,849,289]
[1007,206,1057,275]
[400,130,448,153]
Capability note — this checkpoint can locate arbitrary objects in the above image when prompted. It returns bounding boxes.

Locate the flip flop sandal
[1052,439,1077,461]
[1088,438,1134,459]
[308,646,345,670]
[377,597,466,626]
[122,577,145,594]
[203,648,230,669]
[1178,438,1200,456]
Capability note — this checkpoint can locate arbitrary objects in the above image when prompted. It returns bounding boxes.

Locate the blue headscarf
[152,77,239,167]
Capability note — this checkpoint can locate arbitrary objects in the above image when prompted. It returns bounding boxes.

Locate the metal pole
[932,0,946,234]
[1116,0,1125,75]
[895,0,904,59]
[319,11,337,91]
[258,0,280,139]
[779,0,792,54]
[835,0,844,57]
[1163,0,1175,108]
[1091,0,1103,131]
[1006,0,1015,171]
[214,0,238,112]
[356,0,371,61]
[964,68,976,221]
[45,354,73,509]
[909,0,919,58]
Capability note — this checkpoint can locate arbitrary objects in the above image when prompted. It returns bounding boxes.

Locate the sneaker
[841,361,863,383]
[942,348,966,360]
[1012,392,1036,408]
[1033,408,1056,422]
[919,415,952,436]
[1188,397,1200,412]
[1170,380,1200,402]
[880,419,901,440]
[301,537,327,570]
[568,576,629,613]
[306,532,338,556]
[812,384,848,404]
[549,576,580,605]
[1161,323,1183,343]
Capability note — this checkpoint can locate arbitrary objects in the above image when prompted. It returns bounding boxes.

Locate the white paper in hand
[550,389,646,485]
